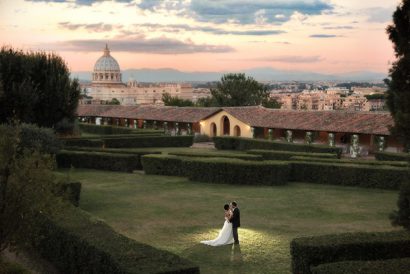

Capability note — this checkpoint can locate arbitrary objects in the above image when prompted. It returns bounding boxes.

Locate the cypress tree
[386,0,410,151]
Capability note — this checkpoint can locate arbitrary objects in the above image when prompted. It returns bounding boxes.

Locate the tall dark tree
[211,73,270,107]
[386,0,410,151]
[0,47,80,133]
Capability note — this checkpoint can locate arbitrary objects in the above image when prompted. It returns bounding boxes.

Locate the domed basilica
[83,45,209,105]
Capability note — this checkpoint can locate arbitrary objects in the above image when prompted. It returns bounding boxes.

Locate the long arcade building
[77,104,402,153]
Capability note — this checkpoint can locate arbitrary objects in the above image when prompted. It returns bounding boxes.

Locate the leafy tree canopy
[211,73,270,107]
[386,0,410,150]
[0,47,80,133]
[162,92,194,107]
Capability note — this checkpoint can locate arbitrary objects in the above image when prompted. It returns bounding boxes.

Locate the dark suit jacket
[231,207,240,228]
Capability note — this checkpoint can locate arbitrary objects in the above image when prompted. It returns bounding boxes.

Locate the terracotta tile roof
[77,105,393,135]
[77,105,220,123]
[223,106,393,135]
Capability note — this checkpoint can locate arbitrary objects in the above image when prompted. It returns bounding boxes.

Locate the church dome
[92,44,123,85]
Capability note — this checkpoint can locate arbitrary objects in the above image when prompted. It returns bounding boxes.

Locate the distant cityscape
[80,45,387,112]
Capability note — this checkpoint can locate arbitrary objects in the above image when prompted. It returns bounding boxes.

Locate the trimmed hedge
[56,150,140,172]
[168,151,263,161]
[290,161,409,189]
[104,136,194,148]
[62,138,104,148]
[142,154,187,177]
[311,257,410,274]
[185,157,290,185]
[290,156,409,168]
[142,154,290,185]
[390,182,410,230]
[79,123,162,135]
[375,151,410,162]
[214,137,342,158]
[291,230,410,274]
[34,206,199,274]
[247,149,338,160]
[54,181,82,207]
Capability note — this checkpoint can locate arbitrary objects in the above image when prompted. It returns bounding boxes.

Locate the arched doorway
[233,125,241,137]
[210,123,217,137]
[222,116,230,135]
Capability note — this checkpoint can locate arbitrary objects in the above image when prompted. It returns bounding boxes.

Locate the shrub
[290,161,409,189]
[19,123,62,154]
[291,230,410,274]
[54,181,82,207]
[375,151,410,162]
[247,149,338,160]
[142,154,187,177]
[33,206,199,274]
[56,150,140,172]
[193,134,211,143]
[185,157,290,185]
[0,258,30,274]
[311,257,410,274]
[79,123,162,135]
[62,146,161,157]
[214,137,342,158]
[390,182,410,230]
[142,154,290,185]
[62,138,104,148]
[168,151,263,161]
[290,156,409,168]
[104,136,194,148]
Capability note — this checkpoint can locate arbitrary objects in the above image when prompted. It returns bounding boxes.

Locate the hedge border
[34,205,199,274]
[311,257,410,274]
[290,156,409,168]
[104,135,194,148]
[375,151,410,162]
[247,149,338,160]
[214,137,342,158]
[291,230,410,274]
[168,151,263,161]
[79,123,162,135]
[289,161,409,189]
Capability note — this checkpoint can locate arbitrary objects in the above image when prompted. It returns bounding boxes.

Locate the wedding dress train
[201,220,234,246]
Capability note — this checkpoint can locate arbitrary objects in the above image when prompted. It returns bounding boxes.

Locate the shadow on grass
[181,243,243,269]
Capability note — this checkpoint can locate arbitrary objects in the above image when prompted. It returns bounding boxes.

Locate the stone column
[328,133,335,147]
[350,134,360,158]
[124,118,128,127]
[305,131,313,145]
[285,130,293,143]
[268,129,273,140]
[377,135,386,152]
[115,118,119,126]
[163,122,168,134]
[187,123,192,135]
[143,120,147,129]
[175,122,180,136]
[153,121,157,130]
[251,127,255,138]
[133,119,137,129]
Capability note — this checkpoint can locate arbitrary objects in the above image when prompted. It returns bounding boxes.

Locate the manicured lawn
[59,168,400,274]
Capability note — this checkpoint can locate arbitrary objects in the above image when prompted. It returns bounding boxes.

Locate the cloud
[263,55,323,63]
[133,23,285,36]
[137,0,333,24]
[26,0,133,5]
[309,34,338,38]
[59,22,116,32]
[323,25,354,30]
[366,7,395,23]
[40,38,234,54]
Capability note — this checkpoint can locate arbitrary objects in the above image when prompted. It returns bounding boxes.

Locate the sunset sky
[0,0,399,74]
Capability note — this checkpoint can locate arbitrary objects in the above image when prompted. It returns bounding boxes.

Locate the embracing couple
[201,201,240,246]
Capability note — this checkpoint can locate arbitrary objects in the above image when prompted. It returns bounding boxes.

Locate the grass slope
[58,169,399,274]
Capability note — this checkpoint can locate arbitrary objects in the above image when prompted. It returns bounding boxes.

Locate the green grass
[58,168,400,274]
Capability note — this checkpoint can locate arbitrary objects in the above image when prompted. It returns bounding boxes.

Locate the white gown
[201,218,234,246]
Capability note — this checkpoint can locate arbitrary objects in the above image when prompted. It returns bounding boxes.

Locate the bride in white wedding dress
[201,204,234,246]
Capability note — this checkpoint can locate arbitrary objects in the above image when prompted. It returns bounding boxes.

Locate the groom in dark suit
[230,201,240,245]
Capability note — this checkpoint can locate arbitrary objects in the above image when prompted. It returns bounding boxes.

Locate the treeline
[0,47,81,134]
[162,73,281,108]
